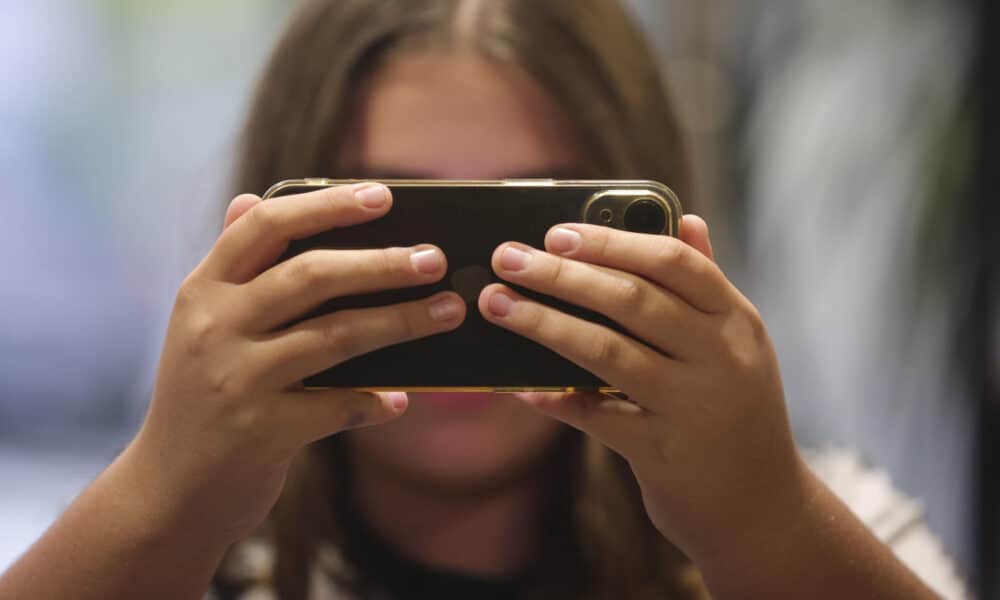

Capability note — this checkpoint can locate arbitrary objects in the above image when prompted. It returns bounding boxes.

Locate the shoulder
[207,537,364,600]
[206,536,277,600]
[803,446,970,600]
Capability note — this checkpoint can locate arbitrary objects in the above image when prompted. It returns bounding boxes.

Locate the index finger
[543,223,734,314]
[200,182,392,283]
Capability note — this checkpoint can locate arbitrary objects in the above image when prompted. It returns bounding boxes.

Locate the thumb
[223,194,262,230]
[517,391,647,459]
[283,390,409,446]
[679,214,715,262]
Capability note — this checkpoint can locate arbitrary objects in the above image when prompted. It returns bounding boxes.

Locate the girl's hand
[478,216,801,565]
[132,183,465,547]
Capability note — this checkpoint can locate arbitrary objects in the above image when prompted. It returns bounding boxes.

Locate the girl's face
[346,51,575,493]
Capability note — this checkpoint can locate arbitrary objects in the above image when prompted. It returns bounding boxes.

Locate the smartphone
[263,179,682,392]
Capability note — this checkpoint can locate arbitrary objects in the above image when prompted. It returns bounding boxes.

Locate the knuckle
[654,237,687,267]
[366,247,396,278]
[318,321,353,363]
[209,366,249,398]
[589,333,621,366]
[249,201,280,232]
[389,305,420,342]
[547,255,568,287]
[183,309,221,357]
[686,251,715,282]
[226,402,265,437]
[322,187,342,212]
[725,344,758,374]
[172,277,238,358]
[522,300,547,334]
[718,309,765,372]
[612,276,647,312]
[594,227,613,257]
[287,251,327,285]
[744,302,769,342]
[323,184,357,213]
[382,247,413,277]
[174,275,201,312]
[402,306,423,339]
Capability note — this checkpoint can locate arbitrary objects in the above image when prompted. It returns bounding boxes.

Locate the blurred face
[345,51,575,495]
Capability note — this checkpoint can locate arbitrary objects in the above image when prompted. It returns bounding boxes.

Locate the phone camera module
[624,198,667,234]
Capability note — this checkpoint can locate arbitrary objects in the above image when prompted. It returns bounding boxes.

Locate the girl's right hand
[126,182,465,548]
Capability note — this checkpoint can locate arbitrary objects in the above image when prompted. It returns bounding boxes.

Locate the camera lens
[599,208,614,223]
[623,199,667,234]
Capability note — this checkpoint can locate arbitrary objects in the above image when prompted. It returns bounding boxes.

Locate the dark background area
[975,0,999,594]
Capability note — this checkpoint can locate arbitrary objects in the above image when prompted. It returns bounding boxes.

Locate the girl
[0,1,955,598]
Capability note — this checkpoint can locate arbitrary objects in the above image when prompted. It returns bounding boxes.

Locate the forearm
[0,443,228,600]
[696,459,936,599]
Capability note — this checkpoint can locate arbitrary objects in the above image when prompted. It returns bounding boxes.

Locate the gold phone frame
[262,178,682,394]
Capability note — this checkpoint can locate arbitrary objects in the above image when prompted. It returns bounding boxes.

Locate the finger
[203,182,392,283]
[278,389,408,446]
[258,291,466,386]
[680,214,715,262]
[491,243,706,360]
[518,391,650,459]
[543,223,733,314]
[479,283,676,411]
[243,245,448,332]
[513,391,566,405]
[223,194,261,230]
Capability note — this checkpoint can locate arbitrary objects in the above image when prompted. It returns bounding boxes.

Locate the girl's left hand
[478,215,807,566]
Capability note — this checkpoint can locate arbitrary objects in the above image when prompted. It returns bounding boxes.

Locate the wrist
[690,455,938,599]
[107,434,237,556]
[690,453,822,590]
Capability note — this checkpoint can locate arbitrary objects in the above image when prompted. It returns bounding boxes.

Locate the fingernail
[598,398,644,415]
[411,249,443,274]
[500,246,532,271]
[518,392,545,405]
[549,227,582,254]
[386,392,408,412]
[355,183,388,209]
[429,296,461,321]
[488,291,515,317]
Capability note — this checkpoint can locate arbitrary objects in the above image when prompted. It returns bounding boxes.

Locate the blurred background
[1,0,995,596]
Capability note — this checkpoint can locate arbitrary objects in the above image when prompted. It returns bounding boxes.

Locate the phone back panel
[263,179,681,391]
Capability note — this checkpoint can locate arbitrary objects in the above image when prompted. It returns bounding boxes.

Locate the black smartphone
[263,179,682,392]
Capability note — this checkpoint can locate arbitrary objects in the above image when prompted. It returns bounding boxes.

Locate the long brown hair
[226,0,703,598]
